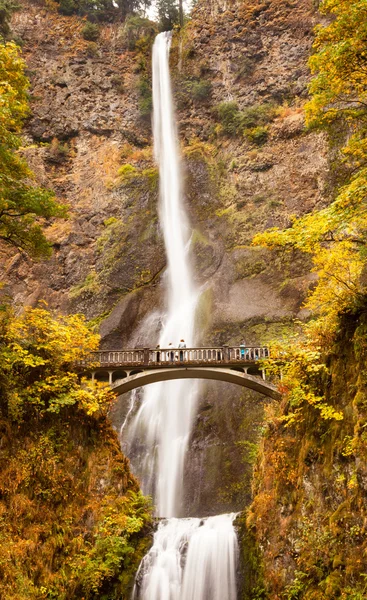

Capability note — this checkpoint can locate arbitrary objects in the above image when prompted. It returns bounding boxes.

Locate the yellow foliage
[0,305,113,420]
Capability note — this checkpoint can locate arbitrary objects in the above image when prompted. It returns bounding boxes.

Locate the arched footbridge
[78,346,281,400]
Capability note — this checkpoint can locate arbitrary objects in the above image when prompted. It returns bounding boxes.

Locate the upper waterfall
[152,31,198,345]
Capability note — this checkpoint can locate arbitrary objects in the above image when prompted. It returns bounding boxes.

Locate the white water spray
[125,31,200,519]
[134,514,239,600]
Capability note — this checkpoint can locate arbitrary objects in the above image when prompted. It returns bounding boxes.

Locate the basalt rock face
[4,1,164,330]
[4,0,328,516]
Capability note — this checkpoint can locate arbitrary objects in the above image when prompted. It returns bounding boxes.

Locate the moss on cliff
[0,413,152,600]
[0,305,152,599]
[247,301,367,599]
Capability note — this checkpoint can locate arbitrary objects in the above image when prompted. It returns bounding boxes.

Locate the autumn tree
[0,304,114,421]
[0,303,152,599]
[0,42,67,259]
[253,0,367,337]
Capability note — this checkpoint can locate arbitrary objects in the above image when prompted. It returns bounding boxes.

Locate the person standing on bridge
[240,342,246,359]
[168,342,174,362]
[178,339,186,361]
[156,344,161,363]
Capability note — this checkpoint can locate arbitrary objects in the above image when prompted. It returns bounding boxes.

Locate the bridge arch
[111,369,128,383]
[110,367,281,400]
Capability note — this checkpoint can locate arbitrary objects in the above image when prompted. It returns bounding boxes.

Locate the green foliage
[189,78,212,102]
[263,334,343,427]
[120,14,157,51]
[244,125,269,145]
[96,216,123,253]
[305,0,367,129]
[176,77,212,106]
[55,0,147,21]
[156,0,179,30]
[58,0,77,15]
[0,412,152,599]
[86,41,98,57]
[0,0,19,37]
[0,306,153,596]
[284,571,308,599]
[137,75,152,120]
[0,42,67,259]
[117,163,138,180]
[82,20,100,41]
[213,101,276,138]
[248,8,367,597]
[214,101,243,136]
[69,269,101,299]
[67,491,151,596]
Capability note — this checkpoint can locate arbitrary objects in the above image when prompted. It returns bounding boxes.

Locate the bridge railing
[81,346,270,367]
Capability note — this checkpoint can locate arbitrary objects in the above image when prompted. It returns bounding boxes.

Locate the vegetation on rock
[248,1,367,597]
[0,303,152,598]
[0,41,66,259]
[121,14,157,51]
[213,101,276,144]
[253,0,367,341]
[81,20,100,40]
[55,0,148,21]
[0,0,19,37]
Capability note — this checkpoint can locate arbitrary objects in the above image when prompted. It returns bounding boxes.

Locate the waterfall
[133,514,239,600]
[125,31,200,519]
[124,32,239,599]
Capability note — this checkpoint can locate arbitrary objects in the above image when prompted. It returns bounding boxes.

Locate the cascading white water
[124,31,239,599]
[125,31,200,519]
[133,514,239,600]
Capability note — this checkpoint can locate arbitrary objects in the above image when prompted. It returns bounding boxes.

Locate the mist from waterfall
[125,31,200,519]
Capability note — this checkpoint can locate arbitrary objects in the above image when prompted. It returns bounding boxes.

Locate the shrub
[117,163,138,181]
[58,0,76,15]
[86,42,98,57]
[242,104,276,127]
[245,126,269,145]
[189,79,212,102]
[0,0,20,37]
[82,21,100,41]
[214,101,244,136]
[47,138,69,163]
[120,14,157,51]
[137,76,152,120]
[70,269,101,299]
[214,101,276,138]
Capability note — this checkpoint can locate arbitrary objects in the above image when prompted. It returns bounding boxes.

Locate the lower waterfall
[133,514,238,600]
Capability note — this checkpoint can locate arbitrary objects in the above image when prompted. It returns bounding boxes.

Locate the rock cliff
[2,0,330,516]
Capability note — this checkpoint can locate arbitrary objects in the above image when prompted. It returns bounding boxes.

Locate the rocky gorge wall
[2,0,331,517]
[244,305,367,599]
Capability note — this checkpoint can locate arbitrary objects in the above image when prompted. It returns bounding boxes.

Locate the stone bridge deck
[78,346,280,400]
[85,345,270,371]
